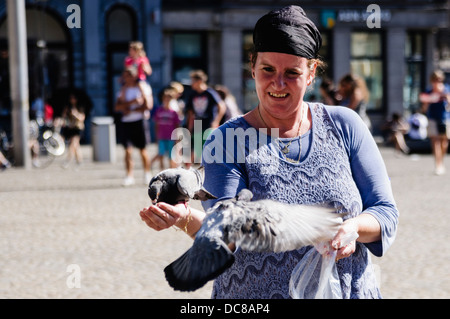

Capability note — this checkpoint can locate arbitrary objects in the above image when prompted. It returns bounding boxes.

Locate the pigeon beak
[152,191,160,205]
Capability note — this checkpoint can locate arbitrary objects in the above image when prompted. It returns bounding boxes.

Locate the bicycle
[29,119,66,168]
[0,128,14,170]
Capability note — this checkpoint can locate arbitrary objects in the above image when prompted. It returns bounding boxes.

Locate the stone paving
[0,143,449,299]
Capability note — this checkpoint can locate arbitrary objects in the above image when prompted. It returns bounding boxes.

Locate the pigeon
[148,166,217,205]
[164,189,345,292]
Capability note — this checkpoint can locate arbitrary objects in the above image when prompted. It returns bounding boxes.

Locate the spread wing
[164,236,234,292]
[225,200,344,253]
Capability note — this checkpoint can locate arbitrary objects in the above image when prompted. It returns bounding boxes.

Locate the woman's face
[252,52,314,119]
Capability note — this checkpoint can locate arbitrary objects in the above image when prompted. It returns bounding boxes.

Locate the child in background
[124,41,153,109]
[150,88,181,170]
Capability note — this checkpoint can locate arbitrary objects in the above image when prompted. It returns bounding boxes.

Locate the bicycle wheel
[43,131,65,156]
[32,139,55,169]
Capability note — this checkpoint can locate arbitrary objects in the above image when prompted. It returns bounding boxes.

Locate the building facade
[0,0,163,140]
[0,0,448,138]
[161,0,449,132]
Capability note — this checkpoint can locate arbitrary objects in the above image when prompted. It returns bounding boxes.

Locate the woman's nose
[272,73,286,90]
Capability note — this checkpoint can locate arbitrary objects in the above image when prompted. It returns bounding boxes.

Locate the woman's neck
[247,102,310,138]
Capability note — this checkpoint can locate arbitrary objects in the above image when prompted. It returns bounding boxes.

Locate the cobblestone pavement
[0,144,449,299]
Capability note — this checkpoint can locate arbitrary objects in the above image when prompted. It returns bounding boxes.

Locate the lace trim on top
[211,103,381,299]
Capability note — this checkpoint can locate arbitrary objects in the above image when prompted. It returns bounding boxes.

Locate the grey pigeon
[164,189,344,292]
[148,166,216,205]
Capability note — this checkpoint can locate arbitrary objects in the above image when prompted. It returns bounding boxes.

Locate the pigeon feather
[148,166,216,205]
[164,189,344,292]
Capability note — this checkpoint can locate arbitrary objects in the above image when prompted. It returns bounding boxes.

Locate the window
[172,33,207,84]
[107,8,135,43]
[242,31,257,112]
[350,32,384,111]
[404,32,425,112]
[0,8,71,115]
[304,31,331,103]
[105,5,137,112]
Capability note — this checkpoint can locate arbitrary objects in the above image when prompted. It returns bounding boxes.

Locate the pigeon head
[148,167,217,205]
[148,178,165,204]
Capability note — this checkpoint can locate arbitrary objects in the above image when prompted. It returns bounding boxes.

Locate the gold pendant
[282,146,289,154]
[286,157,297,163]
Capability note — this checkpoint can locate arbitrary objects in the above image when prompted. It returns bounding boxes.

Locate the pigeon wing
[227,200,344,253]
[164,236,234,292]
[176,169,199,199]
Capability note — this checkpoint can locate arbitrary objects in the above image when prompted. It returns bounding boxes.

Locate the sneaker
[144,172,152,185]
[435,165,446,176]
[122,176,135,186]
[61,161,70,169]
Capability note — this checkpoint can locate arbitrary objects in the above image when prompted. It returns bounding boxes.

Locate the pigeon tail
[164,239,234,292]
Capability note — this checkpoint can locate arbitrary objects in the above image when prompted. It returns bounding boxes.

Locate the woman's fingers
[335,241,356,262]
[332,218,359,262]
[139,202,188,231]
[140,204,177,230]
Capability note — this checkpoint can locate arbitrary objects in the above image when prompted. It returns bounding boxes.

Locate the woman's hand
[331,213,381,261]
[331,218,358,262]
[139,202,189,231]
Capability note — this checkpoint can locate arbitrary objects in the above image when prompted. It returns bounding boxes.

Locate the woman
[115,68,152,186]
[140,5,398,299]
[61,93,85,168]
[420,70,450,175]
[338,73,372,131]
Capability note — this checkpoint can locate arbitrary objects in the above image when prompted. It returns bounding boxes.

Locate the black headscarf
[253,5,322,59]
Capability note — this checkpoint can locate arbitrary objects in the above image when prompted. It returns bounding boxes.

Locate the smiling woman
[140,5,399,299]
[251,52,315,136]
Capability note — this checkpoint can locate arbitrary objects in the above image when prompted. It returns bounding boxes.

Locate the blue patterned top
[201,103,398,299]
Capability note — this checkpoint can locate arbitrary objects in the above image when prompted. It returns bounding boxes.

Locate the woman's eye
[262,67,274,72]
[286,70,301,77]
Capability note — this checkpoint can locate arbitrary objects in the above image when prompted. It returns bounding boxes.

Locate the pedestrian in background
[168,81,186,122]
[214,84,242,124]
[124,41,153,110]
[420,70,450,175]
[338,73,372,131]
[382,112,410,155]
[61,93,85,168]
[150,88,180,170]
[115,68,152,186]
[319,77,340,105]
[184,70,226,166]
[407,108,428,141]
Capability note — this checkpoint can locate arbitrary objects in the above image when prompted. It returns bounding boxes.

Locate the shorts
[120,119,150,149]
[427,119,450,139]
[158,139,175,159]
[62,127,82,139]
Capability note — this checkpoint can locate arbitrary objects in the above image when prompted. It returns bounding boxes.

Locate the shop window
[172,33,207,84]
[404,32,425,112]
[106,5,137,113]
[350,32,384,111]
[0,8,71,115]
[107,8,134,43]
[242,31,257,112]
[304,31,331,103]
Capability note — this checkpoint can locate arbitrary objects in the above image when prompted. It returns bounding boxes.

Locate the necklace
[258,103,308,163]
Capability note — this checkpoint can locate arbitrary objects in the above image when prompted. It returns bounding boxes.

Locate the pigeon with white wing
[164,189,345,292]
